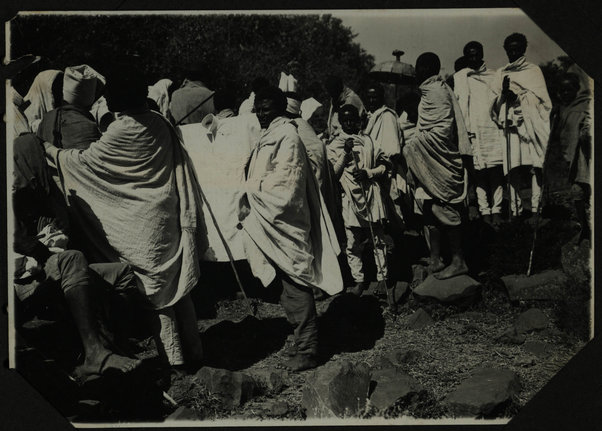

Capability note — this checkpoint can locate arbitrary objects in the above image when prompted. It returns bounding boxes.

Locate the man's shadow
[317,293,386,362]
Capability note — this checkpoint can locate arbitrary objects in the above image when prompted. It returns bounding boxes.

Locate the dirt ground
[14,180,591,423]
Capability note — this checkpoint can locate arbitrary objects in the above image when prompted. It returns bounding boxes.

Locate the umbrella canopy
[369,49,415,85]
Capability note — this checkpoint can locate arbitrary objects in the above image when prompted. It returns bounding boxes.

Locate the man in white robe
[178,89,260,263]
[44,67,205,370]
[325,75,365,141]
[239,86,343,371]
[454,41,505,226]
[492,33,552,218]
[404,53,469,280]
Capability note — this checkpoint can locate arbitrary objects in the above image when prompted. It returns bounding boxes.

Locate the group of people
[10,32,591,378]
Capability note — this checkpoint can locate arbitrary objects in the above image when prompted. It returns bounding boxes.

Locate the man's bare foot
[76,350,141,380]
[433,262,469,280]
[282,354,318,372]
[426,259,445,275]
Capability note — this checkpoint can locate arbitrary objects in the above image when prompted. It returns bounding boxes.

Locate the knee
[56,250,88,271]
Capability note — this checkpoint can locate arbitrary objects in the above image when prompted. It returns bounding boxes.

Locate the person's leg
[531,167,543,214]
[474,168,491,220]
[432,204,468,280]
[345,226,366,295]
[47,250,140,375]
[280,277,318,371]
[372,224,389,282]
[572,182,591,243]
[507,168,523,217]
[173,293,204,366]
[490,166,505,225]
[150,306,185,367]
[89,262,136,293]
[423,201,444,274]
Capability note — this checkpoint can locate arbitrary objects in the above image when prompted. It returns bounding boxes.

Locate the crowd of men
[10,32,592,379]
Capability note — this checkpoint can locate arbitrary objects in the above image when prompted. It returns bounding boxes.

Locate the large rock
[165,406,203,421]
[369,367,424,410]
[302,360,371,418]
[560,239,591,285]
[402,308,434,330]
[444,368,521,417]
[247,369,288,394]
[514,308,549,334]
[501,270,567,301]
[523,341,551,358]
[195,367,256,408]
[268,400,289,416]
[413,274,481,303]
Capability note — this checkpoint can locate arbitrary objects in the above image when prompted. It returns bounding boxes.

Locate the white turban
[278,72,301,116]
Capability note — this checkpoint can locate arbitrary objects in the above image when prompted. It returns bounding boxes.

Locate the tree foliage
[10,14,374,105]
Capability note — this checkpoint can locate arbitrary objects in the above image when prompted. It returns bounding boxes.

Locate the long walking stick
[504,102,515,222]
[197,185,258,318]
[526,143,552,277]
[349,144,387,282]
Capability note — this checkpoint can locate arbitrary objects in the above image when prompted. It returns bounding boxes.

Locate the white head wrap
[300,97,323,121]
[148,78,173,116]
[278,72,301,116]
[24,69,63,132]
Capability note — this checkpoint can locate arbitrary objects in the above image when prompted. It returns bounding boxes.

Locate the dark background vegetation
[10,14,375,107]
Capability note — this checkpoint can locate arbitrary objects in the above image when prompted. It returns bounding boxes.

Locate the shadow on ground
[318,293,386,362]
[201,315,291,370]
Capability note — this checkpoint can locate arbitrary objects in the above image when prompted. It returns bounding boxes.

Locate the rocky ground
[14,185,592,424]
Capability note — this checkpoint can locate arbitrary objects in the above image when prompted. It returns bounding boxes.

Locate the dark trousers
[279,276,318,356]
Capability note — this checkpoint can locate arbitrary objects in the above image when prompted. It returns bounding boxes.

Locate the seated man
[37,64,104,151]
[240,86,343,371]
[43,65,205,371]
[403,52,469,280]
[13,138,140,380]
[327,105,392,298]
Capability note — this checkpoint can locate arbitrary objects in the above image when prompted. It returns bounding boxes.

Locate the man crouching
[239,86,343,372]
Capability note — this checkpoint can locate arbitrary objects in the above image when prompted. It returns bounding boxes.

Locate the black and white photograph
[3,6,595,427]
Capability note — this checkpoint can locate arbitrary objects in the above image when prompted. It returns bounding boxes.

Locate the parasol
[368,49,415,85]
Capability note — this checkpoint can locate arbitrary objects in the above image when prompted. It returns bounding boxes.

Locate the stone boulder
[402,308,434,330]
[247,369,288,394]
[302,360,371,418]
[413,275,481,303]
[369,367,424,410]
[523,341,551,358]
[268,400,289,416]
[560,239,591,285]
[444,368,521,417]
[501,270,567,301]
[514,309,549,334]
[195,367,256,409]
